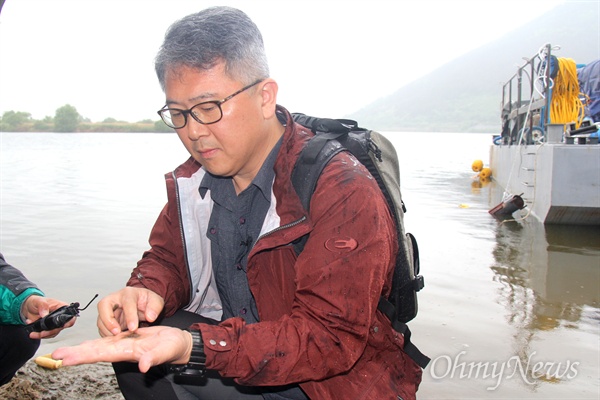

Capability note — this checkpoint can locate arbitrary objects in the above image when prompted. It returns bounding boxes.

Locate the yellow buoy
[471,180,483,189]
[479,167,492,180]
[472,159,484,172]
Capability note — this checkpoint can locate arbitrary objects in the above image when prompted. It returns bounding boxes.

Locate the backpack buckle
[413,275,425,292]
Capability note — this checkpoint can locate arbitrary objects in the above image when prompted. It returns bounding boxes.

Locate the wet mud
[0,360,123,400]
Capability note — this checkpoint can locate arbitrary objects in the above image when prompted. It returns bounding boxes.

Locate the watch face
[174,370,207,385]
[178,368,206,376]
[173,329,206,379]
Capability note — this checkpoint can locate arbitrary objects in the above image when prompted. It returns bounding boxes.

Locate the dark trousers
[0,324,40,386]
[113,310,263,400]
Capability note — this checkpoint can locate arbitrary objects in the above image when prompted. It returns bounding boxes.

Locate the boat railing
[499,43,553,145]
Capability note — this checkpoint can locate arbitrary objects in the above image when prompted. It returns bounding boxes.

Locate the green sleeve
[0,287,45,325]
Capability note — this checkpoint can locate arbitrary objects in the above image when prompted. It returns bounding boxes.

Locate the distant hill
[349,2,599,133]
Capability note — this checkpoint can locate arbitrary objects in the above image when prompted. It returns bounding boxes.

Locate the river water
[1,131,598,399]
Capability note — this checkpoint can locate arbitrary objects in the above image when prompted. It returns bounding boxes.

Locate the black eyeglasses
[157,80,262,129]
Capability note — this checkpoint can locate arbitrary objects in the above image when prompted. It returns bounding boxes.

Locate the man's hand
[52,326,193,373]
[22,295,74,339]
[97,287,165,337]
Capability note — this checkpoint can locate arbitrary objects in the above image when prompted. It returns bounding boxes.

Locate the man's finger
[52,343,100,366]
[122,291,142,332]
[97,297,125,336]
[52,334,133,366]
[138,353,156,373]
[144,292,164,323]
[97,315,113,337]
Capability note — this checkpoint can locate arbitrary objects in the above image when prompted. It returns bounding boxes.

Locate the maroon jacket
[127,107,422,399]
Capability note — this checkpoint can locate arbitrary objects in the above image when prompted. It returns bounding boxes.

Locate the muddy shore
[0,360,124,400]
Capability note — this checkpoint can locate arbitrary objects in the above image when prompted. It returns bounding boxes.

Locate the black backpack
[291,113,430,369]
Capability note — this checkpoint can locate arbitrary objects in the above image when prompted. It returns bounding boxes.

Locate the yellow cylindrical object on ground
[35,354,63,369]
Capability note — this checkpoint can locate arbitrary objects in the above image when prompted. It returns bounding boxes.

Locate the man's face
[163,62,273,186]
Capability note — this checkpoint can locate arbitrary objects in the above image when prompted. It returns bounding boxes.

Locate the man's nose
[185,118,209,141]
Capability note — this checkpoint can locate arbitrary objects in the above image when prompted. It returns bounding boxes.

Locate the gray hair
[155,6,269,91]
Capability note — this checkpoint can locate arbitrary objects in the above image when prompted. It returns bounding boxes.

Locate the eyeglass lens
[162,102,222,128]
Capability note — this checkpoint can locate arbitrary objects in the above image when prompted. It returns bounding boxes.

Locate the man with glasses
[52,6,422,400]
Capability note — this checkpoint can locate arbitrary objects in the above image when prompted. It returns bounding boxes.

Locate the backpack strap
[291,116,430,369]
[378,297,431,369]
[291,133,345,254]
[292,113,358,136]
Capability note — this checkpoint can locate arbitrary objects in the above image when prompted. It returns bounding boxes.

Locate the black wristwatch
[171,329,207,384]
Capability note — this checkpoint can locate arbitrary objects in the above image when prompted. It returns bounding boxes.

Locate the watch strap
[171,329,207,383]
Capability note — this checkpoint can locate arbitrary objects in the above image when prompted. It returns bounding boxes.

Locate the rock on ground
[0,360,124,400]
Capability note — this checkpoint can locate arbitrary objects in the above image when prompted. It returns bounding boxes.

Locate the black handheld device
[24,294,98,333]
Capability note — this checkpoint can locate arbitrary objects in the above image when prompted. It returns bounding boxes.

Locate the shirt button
[209,339,217,346]
[219,340,227,347]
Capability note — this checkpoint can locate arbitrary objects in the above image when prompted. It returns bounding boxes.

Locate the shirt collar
[199,136,283,202]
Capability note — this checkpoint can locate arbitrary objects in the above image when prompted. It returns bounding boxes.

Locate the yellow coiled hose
[550,57,584,128]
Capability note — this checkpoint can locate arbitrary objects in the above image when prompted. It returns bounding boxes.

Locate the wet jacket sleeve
[0,253,45,325]
[194,153,397,385]
[126,199,192,316]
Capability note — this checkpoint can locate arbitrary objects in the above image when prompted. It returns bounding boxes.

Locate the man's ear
[259,79,278,119]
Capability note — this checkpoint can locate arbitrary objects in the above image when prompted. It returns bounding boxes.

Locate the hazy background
[0,0,567,123]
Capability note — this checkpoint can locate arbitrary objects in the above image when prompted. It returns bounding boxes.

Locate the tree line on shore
[0,104,173,133]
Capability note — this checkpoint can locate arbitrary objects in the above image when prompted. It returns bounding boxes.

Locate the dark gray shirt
[199,139,282,323]
[199,137,308,399]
